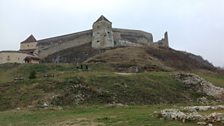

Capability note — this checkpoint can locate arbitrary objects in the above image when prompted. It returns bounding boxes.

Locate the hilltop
[0,46,224,111]
[43,45,215,72]
[1,46,224,126]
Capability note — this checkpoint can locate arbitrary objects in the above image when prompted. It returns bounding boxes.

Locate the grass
[195,70,224,88]
[0,63,111,83]
[0,63,223,126]
[0,63,218,110]
[0,105,197,126]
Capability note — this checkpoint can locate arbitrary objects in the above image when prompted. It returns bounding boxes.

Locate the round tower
[92,15,114,49]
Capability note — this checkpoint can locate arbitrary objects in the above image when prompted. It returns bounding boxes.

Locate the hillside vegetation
[1,47,224,126]
[0,105,198,126]
[43,45,215,72]
[86,46,215,72]
[0,63,223,111]
[0,64,184,110]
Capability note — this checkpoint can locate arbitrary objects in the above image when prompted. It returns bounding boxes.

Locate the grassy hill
[0,63,223,111]
[86,46,215,72]
[43,45,215,72]
[0,46,224,126]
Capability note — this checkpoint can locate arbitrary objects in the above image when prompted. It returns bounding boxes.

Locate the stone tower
[92,15,114,49]
[163,31,169,47]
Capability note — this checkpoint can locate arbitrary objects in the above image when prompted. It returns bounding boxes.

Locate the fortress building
[0,15,169,64]
[0,35,40,64]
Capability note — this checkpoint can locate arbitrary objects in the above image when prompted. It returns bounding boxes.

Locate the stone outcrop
[183,105,224,112]
[176,72,224,100]
[155,105,224,125]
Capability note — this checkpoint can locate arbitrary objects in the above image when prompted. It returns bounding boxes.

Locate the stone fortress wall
[112,28,154,46]
[0,51,31,64]
[0,35,40,64]
[37,15,168,59]
[0,15,169,64]
[37,30,92,58]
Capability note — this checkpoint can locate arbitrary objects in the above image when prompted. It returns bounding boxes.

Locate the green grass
[196,71,224,88]
[0,105,197,126]
[0,63,223,126]
[0,64,212,110]
[0,63,112,83]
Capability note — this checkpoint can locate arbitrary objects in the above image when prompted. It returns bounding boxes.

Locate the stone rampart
[37,30,92,58]
[113,28,153,46]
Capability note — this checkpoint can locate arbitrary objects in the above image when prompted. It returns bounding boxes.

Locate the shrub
[29,71,36,79]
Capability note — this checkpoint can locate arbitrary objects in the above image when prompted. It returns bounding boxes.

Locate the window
[97,40,100,43]
[7,56,10,61]
[108,32,112,38]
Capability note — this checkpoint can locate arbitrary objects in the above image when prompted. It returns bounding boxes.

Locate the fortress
[0,15,169,64]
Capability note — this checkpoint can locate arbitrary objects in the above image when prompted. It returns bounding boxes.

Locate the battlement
[35,15,169,59]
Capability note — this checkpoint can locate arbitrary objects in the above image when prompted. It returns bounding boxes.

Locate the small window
[18,57,20,61]
[7,56,10,61]
[108,32,112,38]
[97,40,100,43]
[27,45,29,47]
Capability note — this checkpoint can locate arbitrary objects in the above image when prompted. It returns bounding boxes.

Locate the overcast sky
[0,0,224,67]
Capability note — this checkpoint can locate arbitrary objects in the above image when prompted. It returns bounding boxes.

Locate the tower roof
[94,15,111,23]
[21,35,37,43]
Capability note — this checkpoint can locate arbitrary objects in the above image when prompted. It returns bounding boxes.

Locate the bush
[29,71,36,79]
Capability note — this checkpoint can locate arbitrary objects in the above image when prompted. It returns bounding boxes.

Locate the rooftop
[21,35,37,43]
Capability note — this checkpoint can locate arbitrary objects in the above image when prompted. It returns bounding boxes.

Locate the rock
[197,121,206,125]
[197,97,209,104]
[183,105,224,112]
[105,103,127,107]
[185,112,204,121]
[176,72,224,99]
[207,123,213,126]
[183,106,211,112]
[42,102,48,108]
[207,112,224,122]
[160,109,186,121]
[156,105,224,125]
